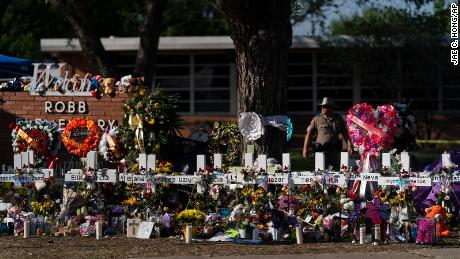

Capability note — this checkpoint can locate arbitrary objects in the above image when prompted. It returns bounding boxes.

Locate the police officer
[302,97,353,169]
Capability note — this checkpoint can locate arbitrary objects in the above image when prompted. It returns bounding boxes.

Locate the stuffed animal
[230,204,244,222]
[103,78,116,96]
[425,204,450,238]
[340,195,355,211]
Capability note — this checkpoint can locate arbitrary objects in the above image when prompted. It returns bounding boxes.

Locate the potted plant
[236,217,252,239]
[176,209,206,238]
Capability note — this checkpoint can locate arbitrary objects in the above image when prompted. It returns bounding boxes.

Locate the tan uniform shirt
[307,113,348,146]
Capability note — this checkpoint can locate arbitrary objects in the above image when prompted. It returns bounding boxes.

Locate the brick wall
[0,92,129,165]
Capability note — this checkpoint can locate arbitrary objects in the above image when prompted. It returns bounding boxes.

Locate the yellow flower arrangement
[176,209,206,226]
[30,200,55,216]
[396,192,407,203]
[121,196,138,206]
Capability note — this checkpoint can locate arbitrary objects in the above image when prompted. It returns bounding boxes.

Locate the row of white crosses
[0,151,53,184]
[17,149,456,187]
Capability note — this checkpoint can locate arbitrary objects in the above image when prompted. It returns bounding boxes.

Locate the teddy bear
[340,195,355,211]
[425,204,449,238]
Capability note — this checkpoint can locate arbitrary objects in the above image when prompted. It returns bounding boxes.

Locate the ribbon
[106,134,121,159]
[16,126,57,169]
[129,114,145,153]
[15,126,45,154]
[349,116,385,140]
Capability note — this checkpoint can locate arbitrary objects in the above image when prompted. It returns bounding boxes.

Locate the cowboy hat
[318,97,335,107]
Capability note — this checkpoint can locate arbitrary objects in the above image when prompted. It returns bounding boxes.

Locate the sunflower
[241,187,252,197]
[379,191,388,202]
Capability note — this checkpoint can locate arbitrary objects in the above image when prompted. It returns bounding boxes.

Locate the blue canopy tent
[0,54,33,79]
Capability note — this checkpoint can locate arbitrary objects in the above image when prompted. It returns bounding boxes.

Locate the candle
[96,221,103,240]
[185,224,192,244]
[359,225,366,245]
[24,220,30,238]
[252,228,259,240]
[296,224,303,244]
[373,224,380,245]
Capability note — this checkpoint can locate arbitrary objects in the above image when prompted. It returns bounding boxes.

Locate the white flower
[34,181,47,191]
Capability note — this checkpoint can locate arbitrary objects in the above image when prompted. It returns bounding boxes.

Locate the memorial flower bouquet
[176,209,206,227]
[207,121,242,169]
[118,88,183,171]
[11,120,61,166]
[347,103,399,157]
[62,117,101,157]
[30,200,56,217]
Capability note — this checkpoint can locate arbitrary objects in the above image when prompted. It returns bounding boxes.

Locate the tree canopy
[0,0,228,60]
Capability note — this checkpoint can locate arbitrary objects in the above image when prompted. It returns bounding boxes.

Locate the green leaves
[118,88,183,171]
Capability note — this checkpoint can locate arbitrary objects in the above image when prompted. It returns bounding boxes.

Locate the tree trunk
[134,0,167,89]
[216,0,292,159]
[48,0,113,76]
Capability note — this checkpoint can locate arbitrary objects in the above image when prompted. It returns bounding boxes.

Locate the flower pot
[239,228,247,239]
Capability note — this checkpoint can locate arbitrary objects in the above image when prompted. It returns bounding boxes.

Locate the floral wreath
[11,120,61,166]
[346,103,399,157]
[207,121,242,169]
[62,117,101,157]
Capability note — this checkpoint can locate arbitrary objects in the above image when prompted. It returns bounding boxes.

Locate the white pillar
[87,150,98,170]
[147,154,156,171]
[340,152,349,169]
[257,154,267,171]
[382,153,391,168]
[401,152,410,172]
[282,153,291,171]
[196,155,206,172]
[244,153,253,168]
[315,152,325,171]
[14,154,22,170]
[213,154,222,169]
[138,153,147,170]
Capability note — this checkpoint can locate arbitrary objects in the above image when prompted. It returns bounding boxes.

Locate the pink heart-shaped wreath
[346,103,399,157]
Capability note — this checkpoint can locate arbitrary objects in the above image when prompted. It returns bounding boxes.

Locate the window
[156,53,233,114]
[287,52,313,113]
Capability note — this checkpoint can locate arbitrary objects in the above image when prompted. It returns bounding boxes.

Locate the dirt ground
[0,235,459,259]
